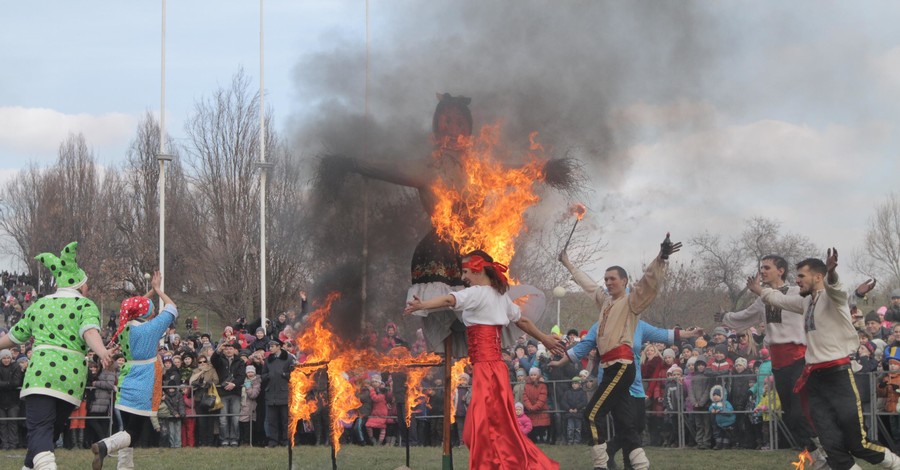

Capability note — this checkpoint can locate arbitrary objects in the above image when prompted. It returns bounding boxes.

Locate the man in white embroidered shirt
[748,248,895,470]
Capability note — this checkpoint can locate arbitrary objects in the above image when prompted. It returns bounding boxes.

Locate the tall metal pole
[557,298,561,329]
[360,0,370,329]
[259,0,268,333]
[157,0,171,295]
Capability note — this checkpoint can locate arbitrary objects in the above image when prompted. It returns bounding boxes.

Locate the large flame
[288,294,442,454]
[792,449,812,470]
[430,124,546,266]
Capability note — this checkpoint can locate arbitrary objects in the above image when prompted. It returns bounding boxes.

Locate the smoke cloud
[290,1,726,326]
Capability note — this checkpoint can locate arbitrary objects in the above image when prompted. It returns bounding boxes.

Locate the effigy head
[433,93,473,141]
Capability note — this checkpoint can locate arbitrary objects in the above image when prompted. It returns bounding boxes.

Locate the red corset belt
[467,325,502,363]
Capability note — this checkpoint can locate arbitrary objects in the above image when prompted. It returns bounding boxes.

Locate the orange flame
[792,449,812,470]
[570,203,587,220]
[430,123,546,266]
[449,357,471,424]
[288,294,443,454]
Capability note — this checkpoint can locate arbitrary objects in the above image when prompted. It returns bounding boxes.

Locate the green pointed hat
[35,241,87,288]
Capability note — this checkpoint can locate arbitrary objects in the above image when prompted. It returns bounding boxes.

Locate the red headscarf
[109,296,152,346]
[462,255,509,285]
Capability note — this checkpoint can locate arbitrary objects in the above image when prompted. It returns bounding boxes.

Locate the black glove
[659,233,682,260]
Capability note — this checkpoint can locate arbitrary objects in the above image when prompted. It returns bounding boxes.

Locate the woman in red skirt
[405,250,562,469]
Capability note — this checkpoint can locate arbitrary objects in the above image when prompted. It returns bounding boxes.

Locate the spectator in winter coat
[688,355,713,449]
[261,339,294,447]
[211,340,246,447]
[249,328,269,353]
[239,365,261,446]
[85,360,115,446]
[162,355,180,386]
[663,365,685,447]
[364,376,392,445]
[560,376,588,445]
[728,357,753,448]
[0,348,23,450]
[380,322,409,353]
[189,356,219,447]
[515,402,533,436]
[708,384,735,449]
[513,368,526,403]
[159,380,185,448]
[522,367,550,443]
[866,310,891,342]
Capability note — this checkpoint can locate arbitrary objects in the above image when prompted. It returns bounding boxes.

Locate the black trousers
[23,395,75,468]
[808,365,886,470]
[607,396,645,465]
[122,412,153,448]
[266,404,289,445]
[585,362,639,453]
[773,358,816,450]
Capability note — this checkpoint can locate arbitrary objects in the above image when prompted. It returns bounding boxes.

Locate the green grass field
[0,445,883,469]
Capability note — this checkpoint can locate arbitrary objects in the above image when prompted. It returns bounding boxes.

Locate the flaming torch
[562,203,587,253]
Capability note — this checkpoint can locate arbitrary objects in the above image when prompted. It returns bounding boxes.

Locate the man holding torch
[559,234,681,470]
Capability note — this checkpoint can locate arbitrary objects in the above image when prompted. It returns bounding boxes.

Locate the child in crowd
[560,376,587,445]
[728,357,752,448]
[515,402,532,436]
[239,365,261,446]
[663,364,685,447]
[753,375,780,450]
[688,355,712,449]
[182,383,195,447]
[708,384,735,450]
[159,380,185,448]
[365,376,391,445]
[513,368,526,404]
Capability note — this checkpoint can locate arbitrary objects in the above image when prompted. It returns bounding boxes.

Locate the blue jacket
[567,320,676,398]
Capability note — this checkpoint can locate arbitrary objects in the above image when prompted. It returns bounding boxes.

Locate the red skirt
[464,325,558,470]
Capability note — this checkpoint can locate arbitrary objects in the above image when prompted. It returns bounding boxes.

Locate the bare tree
[107,112,199,297]
[856,193,900,289]
[183,70,288,323]
[692,216,819,310]
[0,133,123,297]
[642,259,723,330]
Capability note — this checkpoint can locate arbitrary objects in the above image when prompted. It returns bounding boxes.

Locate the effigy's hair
[312,154,356,203]
[541,156,587,195]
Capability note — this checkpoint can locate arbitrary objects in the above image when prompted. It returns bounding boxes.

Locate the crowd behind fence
[4,371,900,453]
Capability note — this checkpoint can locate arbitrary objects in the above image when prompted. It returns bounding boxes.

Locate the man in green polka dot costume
[0,241,113,470]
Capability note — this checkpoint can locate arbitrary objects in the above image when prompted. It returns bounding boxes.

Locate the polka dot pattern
[13,295,99,406]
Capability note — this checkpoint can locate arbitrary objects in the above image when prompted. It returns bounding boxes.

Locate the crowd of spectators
[1,282,899,454]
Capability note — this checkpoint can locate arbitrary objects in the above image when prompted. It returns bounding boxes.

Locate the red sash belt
[770,343,807,370]
[792,357,851,393]
[600,344,633,365]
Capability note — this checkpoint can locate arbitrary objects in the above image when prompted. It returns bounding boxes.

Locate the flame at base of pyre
[791,449,812,470]
[288,293,442,454]
[449,357,470,424]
